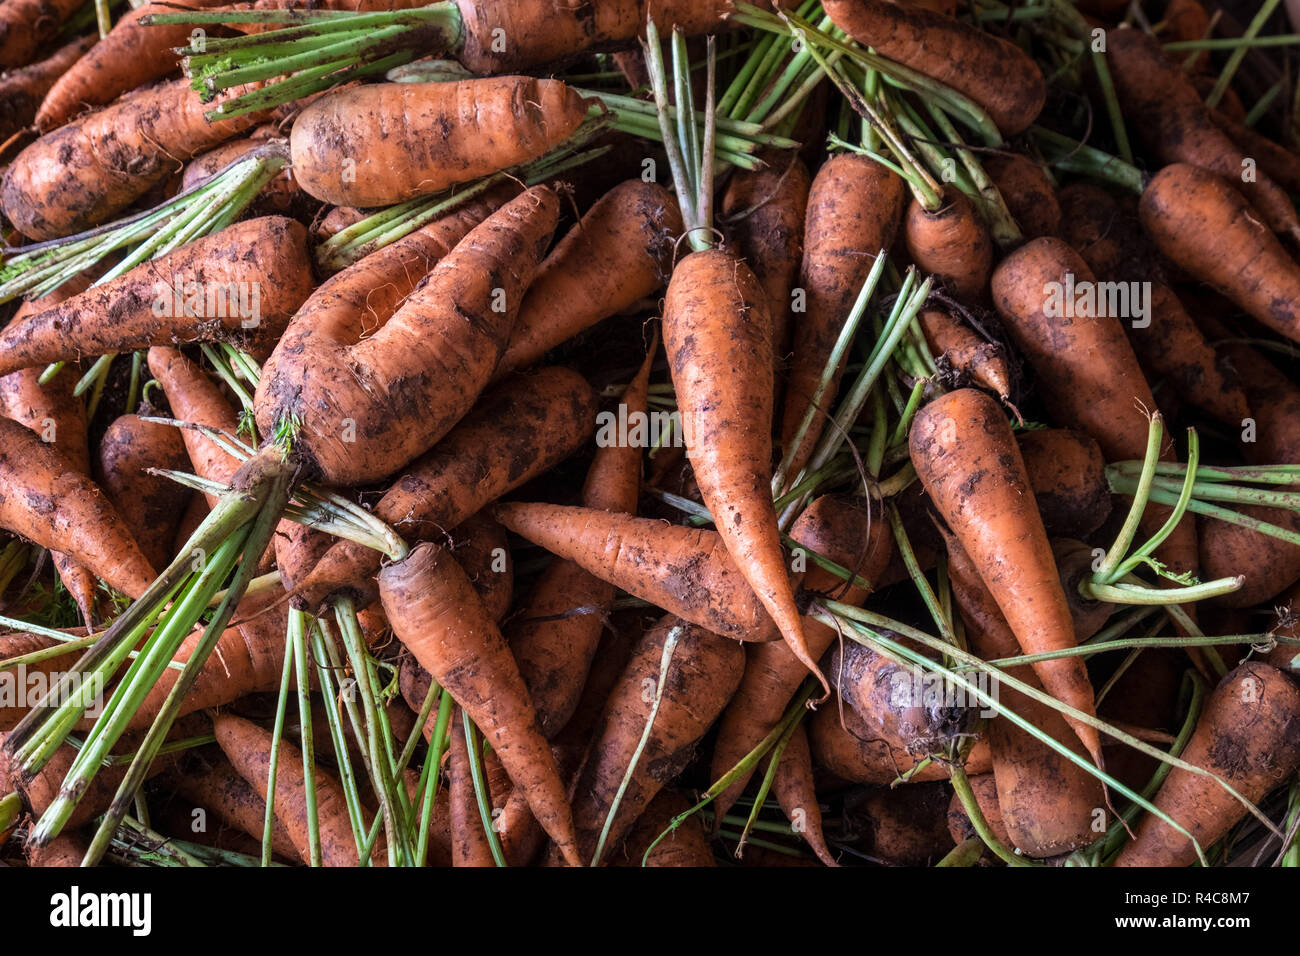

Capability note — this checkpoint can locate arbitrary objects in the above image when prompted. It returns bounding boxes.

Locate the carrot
[945,772,1011,852]
[1053,538,1118,642]
[0,0,83,68]
[848,781,954,865]
[2,77,267,240]
[807,701,992,785]
[1209,109,1300,196]
[182,135,298,213]
[562,614,744,864]
[1106,28,1300,239]
[1,726,184,832]
[0,629,83,730]
[24,831,85,867]
[0,415,155,600]
[910,387,1105,773]
[494,624,637,867]
[145,347,244,511]
[781,154,906,481]
[1057,183,1249,426]
[0,34,93,141]
[494,502,779,643]
[289,78,588,207]
[903,187,993,302]
[983,153,1059,240]
[446,707,496,867]
[161,750,299,861]
[1162,0,1211,71]
[451,0,736,75]
[1113,663,1300,867]
[664,237,818,682]
[822,0,1047,135]
[122,601,292,731]
[771,722,837,866]
[34,0,231,132]
[991,237,1200,584]
[721,156,812,368]
[291,366,597,612]
[1017,428,1111,539]
[1189,333,1300,606]
[612,789,715,867]
[1140,163,1300,347]
[440,513,511,624]
[377,541,582,866]
[946,528,1106,858]
[1,362,102,621]
[508,345,652,737]
[496,180,681,376]
[711,493,893,819]
[0,217,314,378]
[253,185,513,484]
[95,413,192,573]
[259,187,556,485]
[918,306,1011,402]
[313,205,367,243]
[213,712,374,867]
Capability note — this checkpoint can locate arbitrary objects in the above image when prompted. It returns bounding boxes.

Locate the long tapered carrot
[495,502,779,642]
[562,614,744,865]
[781,154,906,481]
[508,344,653,737]
[496,180,680,376]
[291,366,597,612]
[378,541,582,866]
[214,712,375,867]
[910,388,1104,773]
[664,245,818,688]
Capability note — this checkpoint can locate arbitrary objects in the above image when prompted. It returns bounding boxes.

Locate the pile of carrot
[2,0,1300,873]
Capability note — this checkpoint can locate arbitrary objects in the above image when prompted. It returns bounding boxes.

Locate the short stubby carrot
[289,78,588,207]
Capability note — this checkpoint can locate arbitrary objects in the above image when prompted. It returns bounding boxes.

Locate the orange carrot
[822,0,1047,135]
[0,218,314,377]
[563,614,744,864]
[290,366,597,612]
[377,541,582,866]
[289,78,588,207]
[496,180,681,376]
[257,187,556,485]
[214,712,374,867]
[0,34,93,141]
[904,187,993,301]
[508,344,652,736]
[910,388,1105,772]
[2,78,267,240]
[494,502,779,642]
[664,243,817,685]
[781,154,906,480]
[772,722,837,866]
[1113,663,1300,867]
